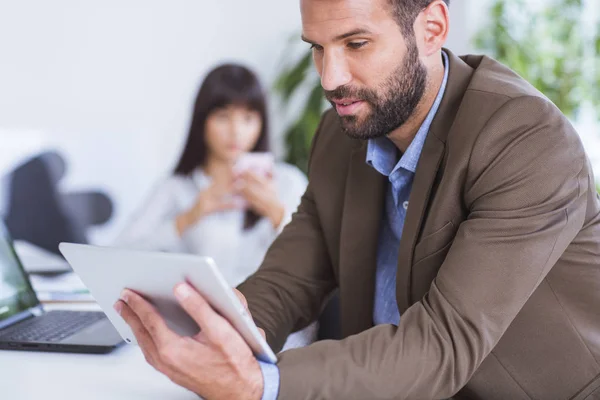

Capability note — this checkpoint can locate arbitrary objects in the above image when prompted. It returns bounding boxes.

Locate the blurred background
[0,0,598,248]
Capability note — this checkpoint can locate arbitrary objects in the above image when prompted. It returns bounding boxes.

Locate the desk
[1,303,199,400]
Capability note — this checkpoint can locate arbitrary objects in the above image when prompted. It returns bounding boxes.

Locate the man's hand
[114,284,264,400]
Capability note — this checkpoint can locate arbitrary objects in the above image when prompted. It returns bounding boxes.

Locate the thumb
[232,288,265,340]
[258,327,266,340]
[233,288,249,310]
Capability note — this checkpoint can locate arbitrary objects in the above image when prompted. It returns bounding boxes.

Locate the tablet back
[58,243,277,363]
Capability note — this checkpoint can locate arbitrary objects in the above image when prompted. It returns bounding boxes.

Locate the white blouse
[115,162,308,288]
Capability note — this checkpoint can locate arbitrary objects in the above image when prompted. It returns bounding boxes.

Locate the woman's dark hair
[174,63,270,229]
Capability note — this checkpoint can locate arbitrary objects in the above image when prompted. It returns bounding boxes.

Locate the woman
[116,64,308,288]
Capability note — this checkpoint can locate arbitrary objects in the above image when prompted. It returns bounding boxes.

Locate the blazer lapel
[396,49,475,312]
[339,142,386,337]
[395,136,445,312]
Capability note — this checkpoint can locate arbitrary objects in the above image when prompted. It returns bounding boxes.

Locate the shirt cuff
[258,361,280,400]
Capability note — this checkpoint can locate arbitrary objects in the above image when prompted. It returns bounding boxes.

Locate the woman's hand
[235,171,284,229]
[176,179,243,236]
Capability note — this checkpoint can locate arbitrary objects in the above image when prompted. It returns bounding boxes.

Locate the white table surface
[1,303,199,400]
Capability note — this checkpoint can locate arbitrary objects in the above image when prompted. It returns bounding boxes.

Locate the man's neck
[387,63,445,153]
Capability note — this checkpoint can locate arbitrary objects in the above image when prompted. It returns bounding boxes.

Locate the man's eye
[310,44,323,52]
[348,41,367,50]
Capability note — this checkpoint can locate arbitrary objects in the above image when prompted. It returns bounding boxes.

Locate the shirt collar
[367,50,450,177]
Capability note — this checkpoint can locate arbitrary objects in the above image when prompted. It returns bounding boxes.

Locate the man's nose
[320,52,351,92]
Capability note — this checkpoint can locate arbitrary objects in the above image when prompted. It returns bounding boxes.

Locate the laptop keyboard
[0,311,107,343]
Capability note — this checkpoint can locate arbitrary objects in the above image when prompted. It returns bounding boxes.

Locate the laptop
[0,221,123,354]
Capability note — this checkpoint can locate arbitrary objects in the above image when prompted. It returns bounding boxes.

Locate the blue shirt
[259,51,449,399]
[369,51,449,325]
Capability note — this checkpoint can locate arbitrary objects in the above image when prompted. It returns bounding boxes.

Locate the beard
[325,41,427,140]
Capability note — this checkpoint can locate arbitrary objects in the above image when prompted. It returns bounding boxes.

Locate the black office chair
[2,151,113,255]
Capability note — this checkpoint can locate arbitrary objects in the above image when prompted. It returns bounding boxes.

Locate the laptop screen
[0,222,39,322]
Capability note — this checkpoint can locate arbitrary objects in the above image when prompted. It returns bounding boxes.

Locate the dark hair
[388,0,451,39]
[174,63,270,229]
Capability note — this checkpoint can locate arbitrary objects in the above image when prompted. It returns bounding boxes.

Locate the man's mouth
[332,99,364,116]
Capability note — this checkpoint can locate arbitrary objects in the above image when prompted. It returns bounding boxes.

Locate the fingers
[233,289,265,340]
[114,300,159,365]
[258,327,266,340]
[215,197,246,211]
[235,171,269,197]
[174,283,244,347]
[233,288,248,310]
[237,179,262,202]
[239,170,269,186]
[119,289,178,347]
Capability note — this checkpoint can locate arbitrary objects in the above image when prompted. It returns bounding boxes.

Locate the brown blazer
[238,49,600,400]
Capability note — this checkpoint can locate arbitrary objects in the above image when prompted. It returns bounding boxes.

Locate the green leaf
[281,79,325,174]
[472,0,595,120]
[273,51,314,103]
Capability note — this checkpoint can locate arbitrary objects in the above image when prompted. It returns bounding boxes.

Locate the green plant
[474,0,600,119]
[273,42,325,174]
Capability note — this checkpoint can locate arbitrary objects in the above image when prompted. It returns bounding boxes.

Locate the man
[114,0,600,399]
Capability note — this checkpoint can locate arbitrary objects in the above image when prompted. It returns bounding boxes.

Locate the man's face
[301,0,428,140]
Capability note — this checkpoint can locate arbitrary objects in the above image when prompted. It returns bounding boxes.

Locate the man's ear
[415,0,450,57]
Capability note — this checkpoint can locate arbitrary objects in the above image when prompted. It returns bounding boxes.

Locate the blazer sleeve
[271,96,591,399]
[237,112,338,353]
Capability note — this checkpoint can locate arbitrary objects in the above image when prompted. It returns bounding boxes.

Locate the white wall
[446,0,482,55]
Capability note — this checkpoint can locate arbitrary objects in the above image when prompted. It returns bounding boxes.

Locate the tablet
[58,243,277,364]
